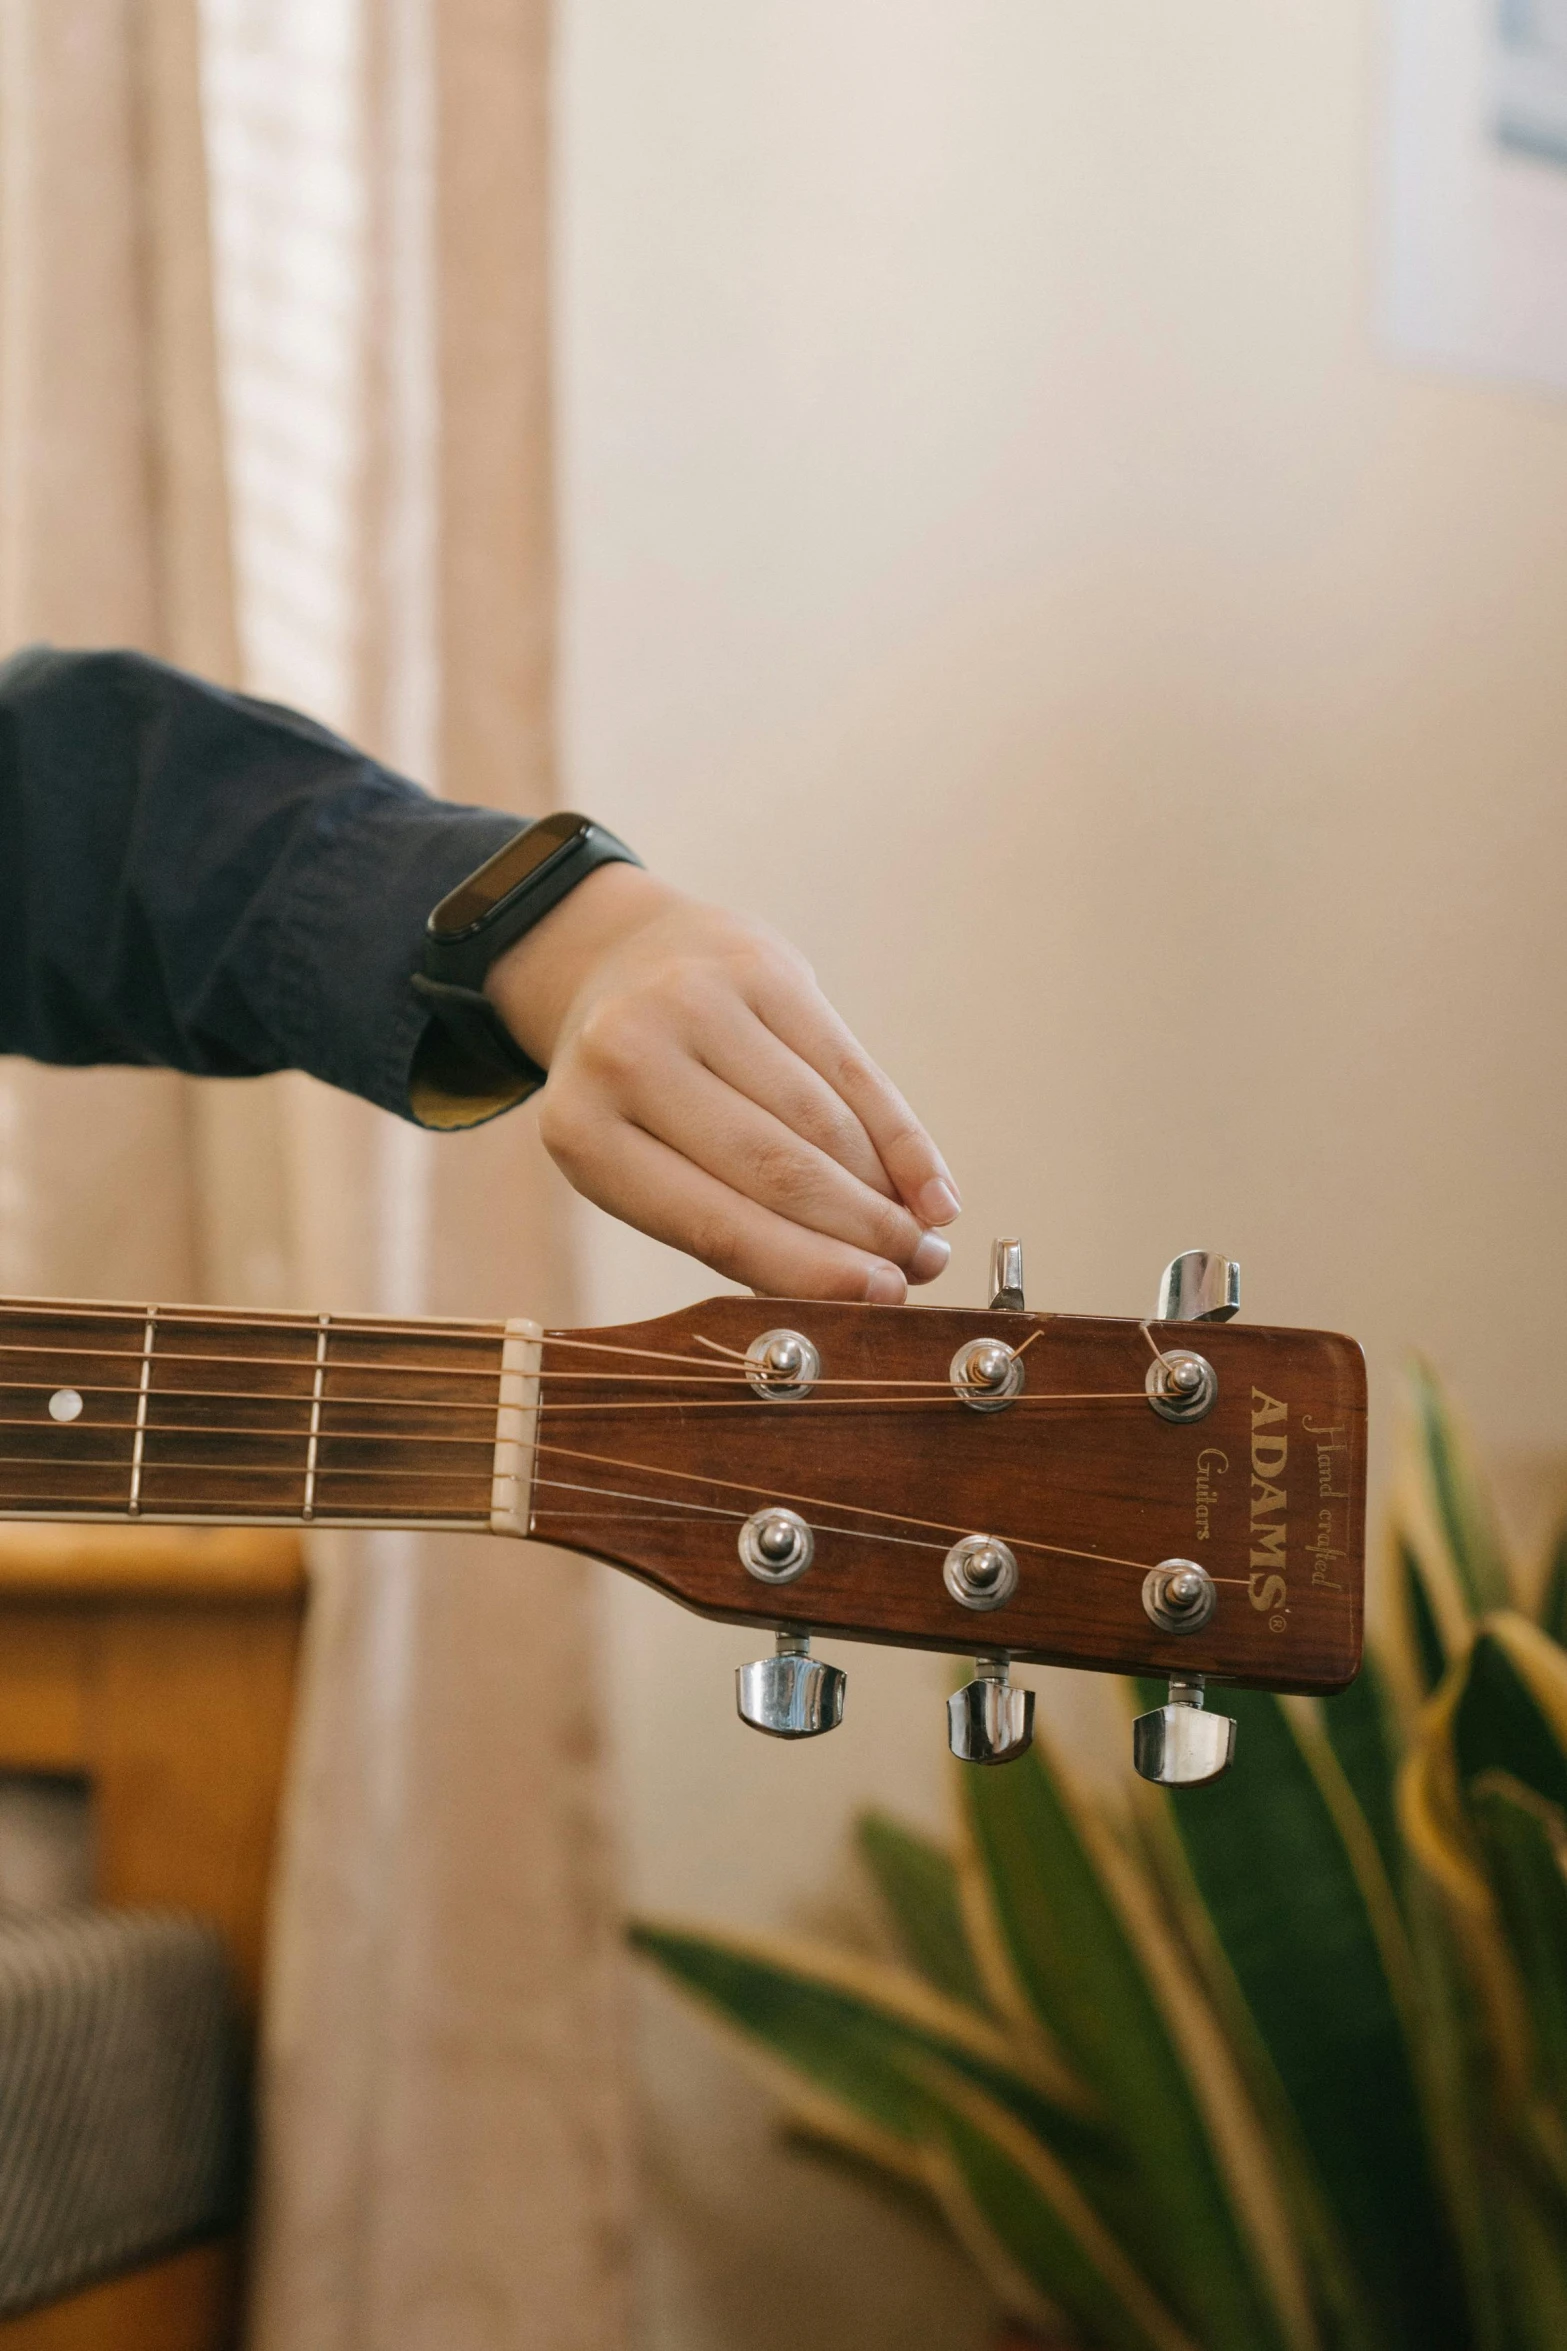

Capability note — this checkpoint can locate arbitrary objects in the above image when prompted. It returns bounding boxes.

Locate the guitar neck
[0,1296,540,1536]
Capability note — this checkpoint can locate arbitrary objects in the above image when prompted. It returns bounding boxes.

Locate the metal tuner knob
[736,1633,845,1739]
[1132,1675,1236,1787]
[948,1658,1034,1765]
[1156,1250,1240,1324]
[990,1238,1025,1312]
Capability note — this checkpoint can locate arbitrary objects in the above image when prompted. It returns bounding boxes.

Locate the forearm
[0,645,520,1118]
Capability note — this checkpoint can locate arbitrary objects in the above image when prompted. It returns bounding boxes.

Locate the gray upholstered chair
[0,1528,306,2350]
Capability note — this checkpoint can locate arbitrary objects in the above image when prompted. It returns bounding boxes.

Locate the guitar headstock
[532,1249,1365,1787]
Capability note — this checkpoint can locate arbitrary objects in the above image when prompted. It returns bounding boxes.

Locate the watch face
[429,813,589,939]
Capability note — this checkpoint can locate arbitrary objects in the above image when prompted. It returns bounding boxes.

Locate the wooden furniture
[0,1525,307,2348]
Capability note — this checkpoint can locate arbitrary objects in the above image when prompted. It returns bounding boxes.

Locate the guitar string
[0,1404,1203,1573]
[528,1474,957,1554]
[0,1442,1234,1585]
[531,1437,1166,1573]
[0,1316,1207,1576]
[0,1315,1074,1387]
[0,1351,1152,1411]
[0,1392,1151,1445]
[525,1475,1258,1583]
[0,1297,1070,1378]
[0,1340,1109,1399]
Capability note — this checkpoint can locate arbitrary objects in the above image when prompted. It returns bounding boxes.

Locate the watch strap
[410,973,547,1092]
[421,817,642,993]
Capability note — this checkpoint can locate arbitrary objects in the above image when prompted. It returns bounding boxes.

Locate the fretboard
[0,1297,537,1533]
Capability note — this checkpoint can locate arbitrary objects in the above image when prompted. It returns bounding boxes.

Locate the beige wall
[554,3,1567,2345]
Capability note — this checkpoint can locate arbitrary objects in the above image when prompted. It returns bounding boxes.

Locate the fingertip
[864,1262,907,1305]
[909,1232,950,1283]
[915,1176,962,1227]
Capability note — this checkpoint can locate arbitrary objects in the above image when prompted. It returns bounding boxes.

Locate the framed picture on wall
[1384,0,1567,393]
[1495,0,1567,166]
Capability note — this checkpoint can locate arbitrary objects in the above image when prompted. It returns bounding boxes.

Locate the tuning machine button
[990,1238,1025,1312]
[737,1633,845,1738]
[745,1328,820,1401]
[1156,1251,1240,1324]
[948,1657,1034,1765]
[1132,1675,1235,1786]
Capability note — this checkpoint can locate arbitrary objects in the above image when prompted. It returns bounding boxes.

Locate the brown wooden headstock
[531,1294,1365,1698]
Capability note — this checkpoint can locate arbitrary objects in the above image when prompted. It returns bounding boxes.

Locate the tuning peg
[990,1239,1025,1312]
[1132,1675,1236,1787]
[948,1657,1034,1765]
[1156,1251,1240,1324]
[736,1632,845,1739]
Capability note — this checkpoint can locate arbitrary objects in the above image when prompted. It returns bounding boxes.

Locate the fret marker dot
[48,1389,84,1424]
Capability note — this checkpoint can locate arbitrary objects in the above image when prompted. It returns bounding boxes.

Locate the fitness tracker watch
[410,811,642,1124]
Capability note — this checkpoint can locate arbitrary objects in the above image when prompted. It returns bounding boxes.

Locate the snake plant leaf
[1492,2172,1567,2351]
[628,1920,1107,2178]
[962,1736,1317,2351]
[1399,1362,1513,1628]
[1404,1616,1567,2247]
[1321,1654,1404,1888]
[912,2065,1203,2351]
[1538,1522,1567,1648]
[1398,1530,1451,1698]
[1467,1771,1567,2195]
[1143,1684,1463,2351]
[629,1921,1187,2344]
[1451,1617,1567,1814]
[857,1810,991,2013]
[1398,1875,1512,2351]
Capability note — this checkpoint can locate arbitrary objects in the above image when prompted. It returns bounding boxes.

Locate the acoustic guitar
[0,1246,1364,1787]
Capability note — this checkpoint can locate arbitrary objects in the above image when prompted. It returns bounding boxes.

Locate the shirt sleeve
[0,644,535,1128]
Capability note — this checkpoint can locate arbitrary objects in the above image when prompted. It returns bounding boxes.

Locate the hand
[485,862,960,1300]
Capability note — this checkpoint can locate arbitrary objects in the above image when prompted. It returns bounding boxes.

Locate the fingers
[602,1040,947,1277]
[686,995,898,1200]
[539,1098,916,1301]
[740,964,960,1227]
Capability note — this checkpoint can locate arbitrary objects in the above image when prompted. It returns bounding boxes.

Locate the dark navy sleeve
[0,645,530,1126]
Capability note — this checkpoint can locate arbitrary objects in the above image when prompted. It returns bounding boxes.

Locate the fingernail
[865,1262,906,1305]
[917,1178,961,1226]
[910,1232,951,1283]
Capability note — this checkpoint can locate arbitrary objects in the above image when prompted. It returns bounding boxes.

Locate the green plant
[632,1368,1567,2349]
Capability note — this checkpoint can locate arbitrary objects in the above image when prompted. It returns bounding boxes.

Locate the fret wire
[127,1307,157,1518]
[303,1316,330,1522]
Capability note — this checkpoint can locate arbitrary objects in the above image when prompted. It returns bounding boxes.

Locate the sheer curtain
[0,4,629,2344]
